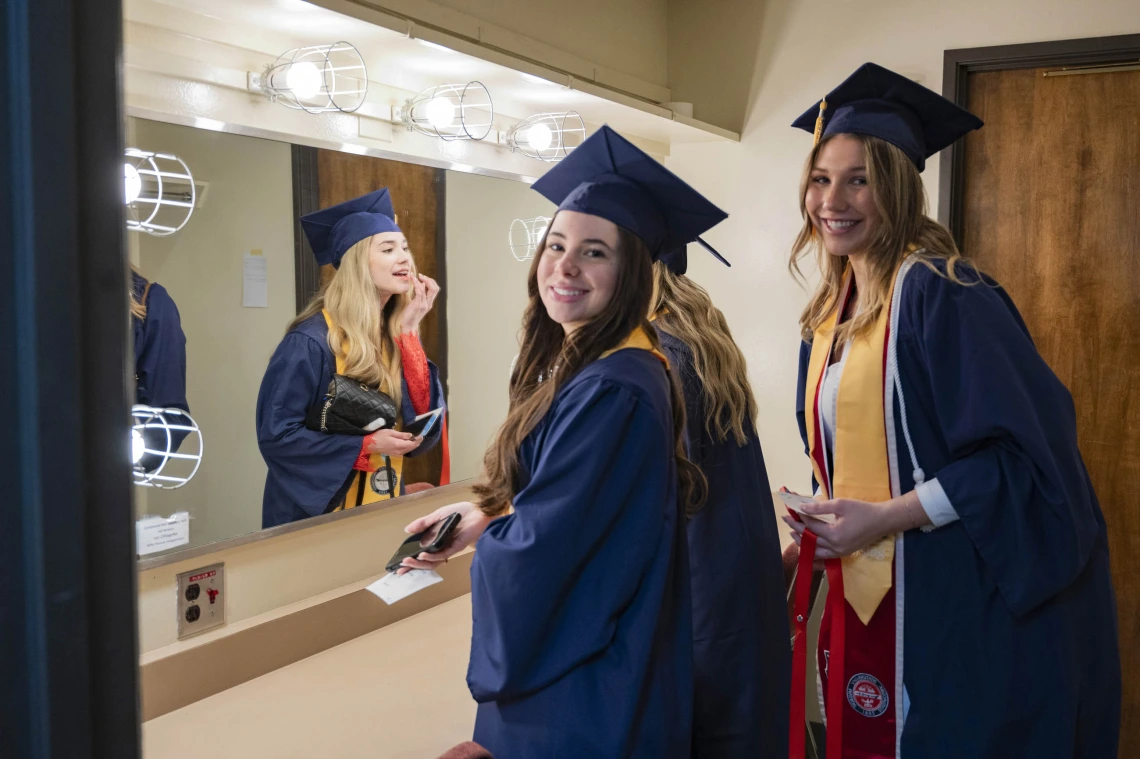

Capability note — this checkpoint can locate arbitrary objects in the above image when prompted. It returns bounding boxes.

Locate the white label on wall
[366,570,443,605]
[136,512,191,555]
[242,251,268,308]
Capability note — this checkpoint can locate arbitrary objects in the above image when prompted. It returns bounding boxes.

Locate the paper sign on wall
[242,250,268,308]
[136,512,191,555]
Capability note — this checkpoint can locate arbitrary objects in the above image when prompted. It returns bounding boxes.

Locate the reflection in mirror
[127,116,553,558]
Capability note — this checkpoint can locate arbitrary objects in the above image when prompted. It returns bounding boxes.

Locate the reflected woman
[651,252,790,758]
[132,266,190,470]
[401,126,726,757]
[256,189,443,528]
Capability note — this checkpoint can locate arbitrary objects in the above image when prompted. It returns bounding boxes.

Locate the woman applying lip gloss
[255,189,444,528]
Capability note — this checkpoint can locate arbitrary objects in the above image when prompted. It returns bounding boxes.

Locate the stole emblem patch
[847,673,889,718]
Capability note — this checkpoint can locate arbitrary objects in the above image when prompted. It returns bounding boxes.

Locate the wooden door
[961,65,1140,756]
[316,151,447,486]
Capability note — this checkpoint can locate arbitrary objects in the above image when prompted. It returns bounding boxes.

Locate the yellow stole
[323,309,405,510]
[803,269,897,625]
[600,326,669,366]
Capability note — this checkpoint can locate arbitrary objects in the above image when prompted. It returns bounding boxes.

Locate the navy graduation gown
[256,313,444,528]
[133,272,190,467]
[468,348,692,759]
[795,261,1120,758]
[657,329,790,759]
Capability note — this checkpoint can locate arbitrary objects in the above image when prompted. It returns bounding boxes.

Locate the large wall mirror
[129,115,554,556]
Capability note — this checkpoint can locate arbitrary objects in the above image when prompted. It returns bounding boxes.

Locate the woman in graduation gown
[255,189,444,528]
[782,63,1120,759]
[400,125,725,758]
[132,267,191,469]
[651,252,790,758]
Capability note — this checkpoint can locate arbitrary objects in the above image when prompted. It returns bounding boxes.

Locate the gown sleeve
[910,270,1101,618]
[467,377,673,702]
[400,356,445,458]
[255,332,361,516]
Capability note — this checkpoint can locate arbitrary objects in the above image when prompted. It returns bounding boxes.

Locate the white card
[777,491,836,525]
[366,570,443,605]
[136,512,191,555]
[242,253,268,308]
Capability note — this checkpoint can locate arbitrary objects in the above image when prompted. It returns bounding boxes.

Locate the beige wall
[445,170,555,481]
[665,0,1140,497]
[133,118,295,549]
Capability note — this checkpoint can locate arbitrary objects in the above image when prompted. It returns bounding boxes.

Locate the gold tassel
[394,213,399,224]
[812,97,828,145]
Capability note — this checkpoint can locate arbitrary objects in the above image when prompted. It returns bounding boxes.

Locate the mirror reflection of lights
[131,406,204,490]
[124,163,142,205]
[509,216,552,262]
[285,61,323,100]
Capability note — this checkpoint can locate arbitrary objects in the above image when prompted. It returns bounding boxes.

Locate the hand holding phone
[385,511,461,573]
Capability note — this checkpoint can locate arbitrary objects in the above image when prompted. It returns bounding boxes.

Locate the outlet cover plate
[176,562,225,640]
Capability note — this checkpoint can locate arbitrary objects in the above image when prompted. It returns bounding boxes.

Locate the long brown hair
[289,236,417,410]
[790,133,974,343]
[651,262,758,446]
[130,265,147,320]
[474,222,707,517]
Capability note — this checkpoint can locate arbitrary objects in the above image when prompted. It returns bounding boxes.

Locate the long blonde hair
[289,237,416,407]
[651,263,758,446]
[474,224,707,518]
[790,133,974,343]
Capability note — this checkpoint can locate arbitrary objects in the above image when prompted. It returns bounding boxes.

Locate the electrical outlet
[176,563,225,640]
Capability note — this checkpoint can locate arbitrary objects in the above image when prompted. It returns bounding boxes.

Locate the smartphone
[402,408,443,439]
[385,511,461,573]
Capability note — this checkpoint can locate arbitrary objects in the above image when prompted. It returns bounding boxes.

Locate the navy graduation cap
[530,125,729,272]
[300,188,401,268]
[792,62,983,171]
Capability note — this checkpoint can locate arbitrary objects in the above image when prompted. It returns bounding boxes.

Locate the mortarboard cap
[792,62,983,171]
[530,125,729,265]
[300,188,401,268]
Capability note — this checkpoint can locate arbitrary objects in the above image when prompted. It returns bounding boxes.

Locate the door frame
[939,33,1140,243]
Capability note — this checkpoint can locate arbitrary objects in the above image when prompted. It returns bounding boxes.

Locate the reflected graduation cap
[530,125,729,271]
[792,62,983,171]
[300,188,401,268]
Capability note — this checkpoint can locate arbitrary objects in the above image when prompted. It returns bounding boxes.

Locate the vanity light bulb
[132,428,145,465]
[531,222,548,247]
[124,163,142,205]
[526,123,554,152]
[286,61,324,100]
[426,97,457,129]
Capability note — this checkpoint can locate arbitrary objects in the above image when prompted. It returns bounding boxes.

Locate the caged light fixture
[402,81,493,141]
[505,112,586,162]
[124,148,196,237]
[259,42,368,114]
[508,216,551,262]
[132,406,204,490]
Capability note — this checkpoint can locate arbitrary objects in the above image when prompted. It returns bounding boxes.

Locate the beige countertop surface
[143,595,477,759]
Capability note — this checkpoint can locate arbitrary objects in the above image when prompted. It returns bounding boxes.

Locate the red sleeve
[396,333,431,415]
[352,439,376,472]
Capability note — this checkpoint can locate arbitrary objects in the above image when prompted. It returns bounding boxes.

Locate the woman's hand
[363,429,422,456]
[399,274,440,335]
[396,501,493,575]
[781,496,914,561]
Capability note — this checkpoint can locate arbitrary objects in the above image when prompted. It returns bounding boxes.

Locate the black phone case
[385,512,460,573]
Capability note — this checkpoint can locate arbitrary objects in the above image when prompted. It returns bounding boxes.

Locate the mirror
[128,115,554,556]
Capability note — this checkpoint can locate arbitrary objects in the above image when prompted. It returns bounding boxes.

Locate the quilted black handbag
[304,374,398,435]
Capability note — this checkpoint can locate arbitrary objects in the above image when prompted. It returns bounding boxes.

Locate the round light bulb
[132,429,145,464]
[286,61,323,100]
[425,97,457,129]
[526,123,554,152]
[124,163,142,205]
